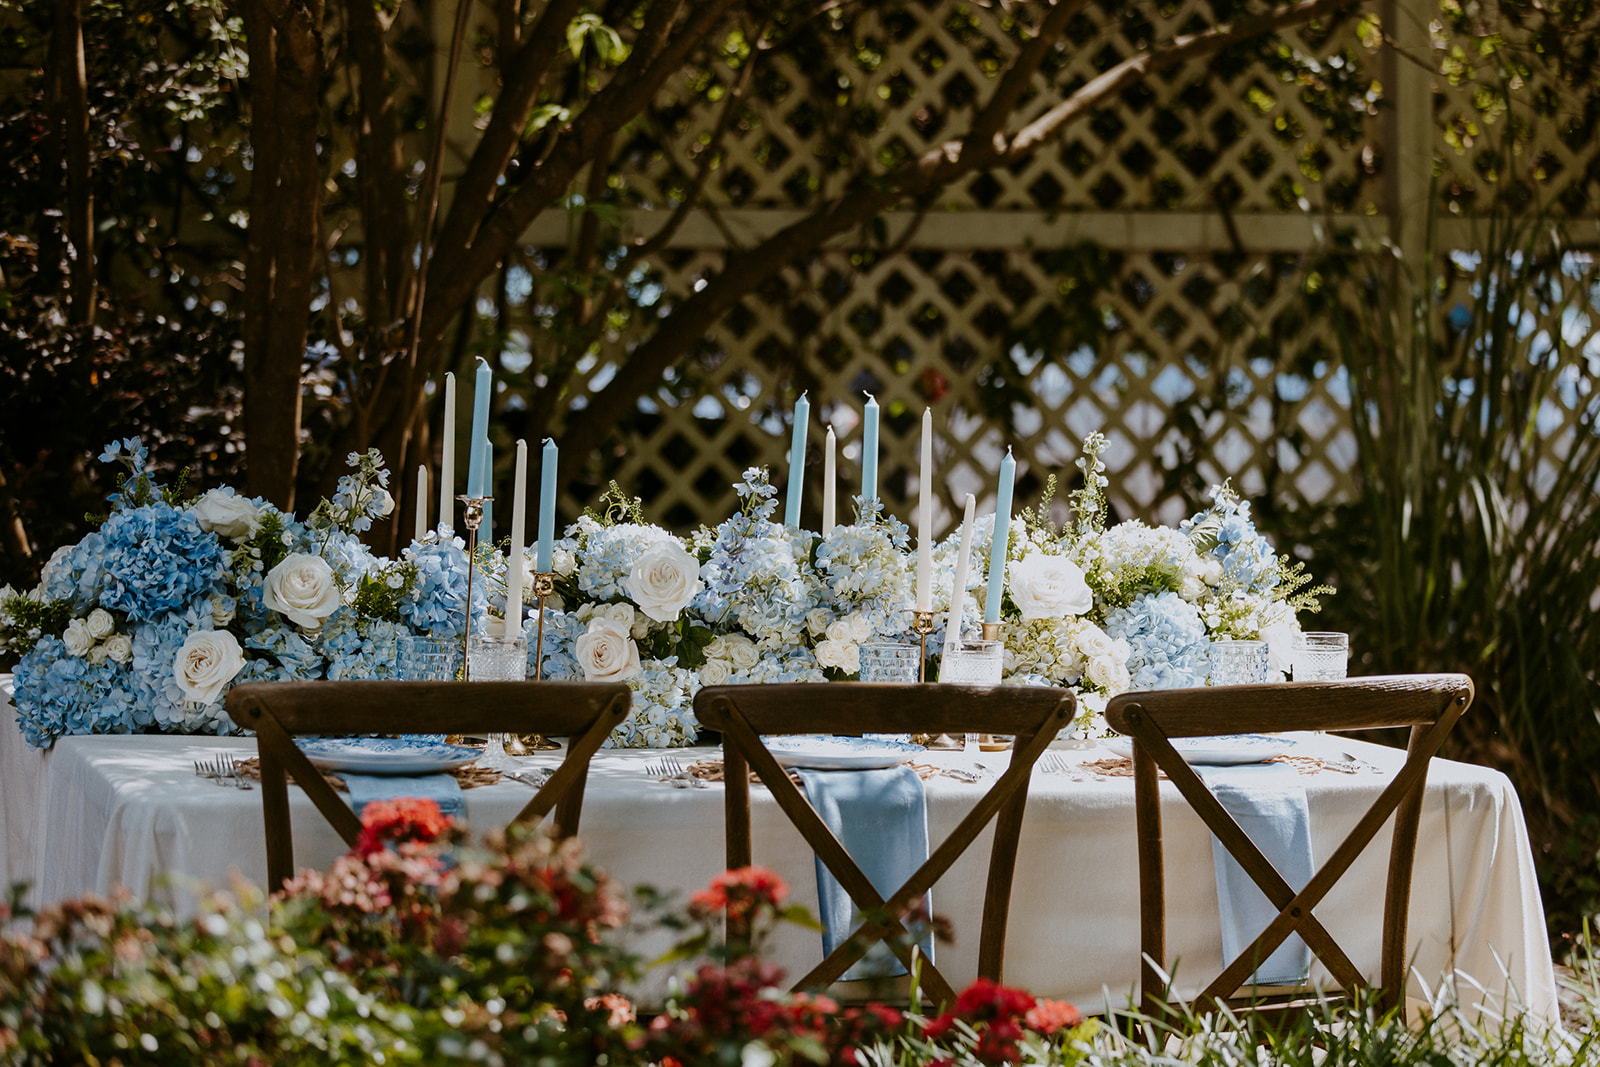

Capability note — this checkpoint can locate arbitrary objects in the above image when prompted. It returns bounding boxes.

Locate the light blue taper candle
[480,438,494,539]
[861,393,879,503]
[536,438,558,572]
[466,357,492,498]
[984,448,1016,624]
[784,391,809,527]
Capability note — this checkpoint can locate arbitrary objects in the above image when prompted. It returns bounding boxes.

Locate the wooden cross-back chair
[693,682,1076,1007]
[226,680,631,889]
[1103,673,1474,1021]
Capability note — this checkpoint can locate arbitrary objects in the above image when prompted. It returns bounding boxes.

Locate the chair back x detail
[1104,673,1474,1020]
[693,682,1076,1007]
[227,680,631,889]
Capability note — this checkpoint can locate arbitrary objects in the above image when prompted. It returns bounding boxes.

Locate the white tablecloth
[0,677,1557,1019]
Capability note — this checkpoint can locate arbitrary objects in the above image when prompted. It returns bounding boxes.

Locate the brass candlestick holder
[912,610,934,683]
[522,570,560,750]
[458,495,487,681]
[914,609,960,750]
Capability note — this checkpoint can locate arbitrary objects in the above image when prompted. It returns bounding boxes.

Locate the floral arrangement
[1,434,1328,750]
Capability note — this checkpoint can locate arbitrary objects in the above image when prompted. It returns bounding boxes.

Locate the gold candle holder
[523,570,561,750]
[912,610,935,683]
[458,495,487,682]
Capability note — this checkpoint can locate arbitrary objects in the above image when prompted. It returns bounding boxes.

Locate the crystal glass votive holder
[859,641,921,683]
[1209,639,1271,686]
[938,638,1004,752]
[468,634,528,771]
[1291,631,1349,681]
[397,634,461,681]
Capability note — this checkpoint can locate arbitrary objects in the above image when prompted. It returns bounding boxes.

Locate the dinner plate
[297,736,481,775]
[764,735,923,771]
[1100,734,1291,765]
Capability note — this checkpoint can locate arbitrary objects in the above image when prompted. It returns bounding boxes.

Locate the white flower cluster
[61,608,133,666]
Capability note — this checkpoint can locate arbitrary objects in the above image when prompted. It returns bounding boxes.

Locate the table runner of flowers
[0,435,1328,749]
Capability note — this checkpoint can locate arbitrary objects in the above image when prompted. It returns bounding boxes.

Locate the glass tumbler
[938,638,1004,751]
[859,642,921,683]
[468,633,528,771]
[1209,639,1271,686]
[398,634,462,681]
[1291,632,1349,681]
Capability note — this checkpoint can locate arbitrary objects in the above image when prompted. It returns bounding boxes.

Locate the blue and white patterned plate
[297,737,481,775]
[764,735,924,771]
[1100,734,1291,766]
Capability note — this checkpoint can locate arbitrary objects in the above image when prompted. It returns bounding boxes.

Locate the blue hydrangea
[1184,486,1280,595]
[12,636,139,748]
[1104,590,1209,690]
[244,623,325,682]
[320,609,404,680]
[401,536,483,638]
[813,516,914,638]
[696,474,810,646]
[38,531,109,614]
[96,504,228,622]
[522,607,586,681]
[127,610,245,733]
[605,660,700,748]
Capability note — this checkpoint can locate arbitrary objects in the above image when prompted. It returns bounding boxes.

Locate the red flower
[354,797,452,858]
[688,866,789,921]
[1024,997,1082,1035]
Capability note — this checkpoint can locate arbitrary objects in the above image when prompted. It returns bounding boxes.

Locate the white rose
[87,644,109,666]
[805,609,833,637]
[1008,553,1094,619]
[104,633,133,664]
[623,540,705,623]
[63,618,94,657]
[551,546,577,576]
[210,595,236,627]
[699,657,733,685]
[721,634,759,671]
[824,619,854,644]
[1075,622,1115,660]
[1258,602,1302,675]
[596,602,635,628]
[574,618,642,682]
[192,489,262,540]
[173,629,245,706]
[813,637,859,674]
[262,553,342,629]
[1179,574,1206,601]
[843,614,873,644]
[85,608,115,640]
[1201,559,1224,586]
[1087,654,1130,691]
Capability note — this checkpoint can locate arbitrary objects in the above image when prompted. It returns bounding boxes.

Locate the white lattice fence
[515,0,1600,533]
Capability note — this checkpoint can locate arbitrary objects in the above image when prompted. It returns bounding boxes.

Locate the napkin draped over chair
[796,765,934,980]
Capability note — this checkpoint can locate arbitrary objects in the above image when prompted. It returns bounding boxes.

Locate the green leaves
[565,12,629,67]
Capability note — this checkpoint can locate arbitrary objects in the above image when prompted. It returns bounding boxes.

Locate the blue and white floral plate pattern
[764,735,923,771]
[1100,734,1290,766]
[297,737,481,775]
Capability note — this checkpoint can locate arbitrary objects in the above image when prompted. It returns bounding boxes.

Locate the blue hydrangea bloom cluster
[12,637,139,748]
[1183,487,1280,594]
[401,537,482,637]
[1103,590,1209,690]
[320,610,406,680]
[96,505,228,622]
[38,532,108,614]
[813,516,913,636]
[574,522,672,601]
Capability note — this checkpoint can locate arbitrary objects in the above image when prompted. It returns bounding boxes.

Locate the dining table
[0,675,1558,1020]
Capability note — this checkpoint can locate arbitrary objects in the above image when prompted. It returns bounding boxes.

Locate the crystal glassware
[467,633,528,771]
[938,638,1004,751]
[397,634,461,681]
[1209,639,1271,686]
[859,642,921,683]
[1291,632,1349,681]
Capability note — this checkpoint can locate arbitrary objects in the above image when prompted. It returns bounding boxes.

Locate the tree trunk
[239,0,326,510]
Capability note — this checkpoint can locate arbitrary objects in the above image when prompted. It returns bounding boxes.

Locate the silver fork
[219,754,253,790]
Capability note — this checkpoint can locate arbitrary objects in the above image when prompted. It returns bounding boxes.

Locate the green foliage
[1306,208,1600,935]
[584,481,648,526]
[0,594,71,655]
[352,560,418,623]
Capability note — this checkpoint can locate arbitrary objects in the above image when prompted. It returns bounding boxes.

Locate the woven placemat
[234,756,503,793]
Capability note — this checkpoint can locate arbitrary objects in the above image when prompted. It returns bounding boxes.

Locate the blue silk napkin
[343,773,465,819]
[1196,763,1315,986]
[795,765,934,981]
